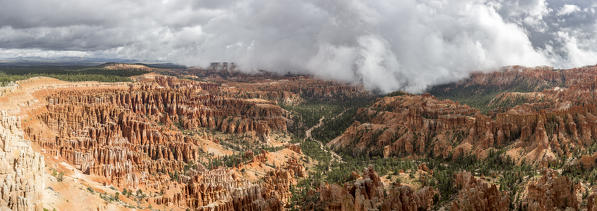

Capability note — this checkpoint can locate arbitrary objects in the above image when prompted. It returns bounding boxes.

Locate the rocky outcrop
[319,167,437,211]
[159,68,372,103]
[21,76,309,210]
[520,169,578,211]
[588,192,597,211]
[102,63,152,71]
[0,111,45,211]
[486,92,548,113]
[150,167,291,210]
[428,65,592,99]
[328,94,479,159]
[40,77,289,137]
[380,185,437,211]
[25,77,290,186]
[329,65,597,166]
[450,171,510,211]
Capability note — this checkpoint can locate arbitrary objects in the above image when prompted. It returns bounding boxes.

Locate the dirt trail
[303,111,345,165]
[303,117,322,141]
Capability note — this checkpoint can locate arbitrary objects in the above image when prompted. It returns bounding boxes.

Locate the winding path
[303,111,345,165]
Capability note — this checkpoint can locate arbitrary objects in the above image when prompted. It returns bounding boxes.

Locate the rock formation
[10,64,597,210]
[0,111,45,211]
[318,167,438,211]
[450,171,510,211]
[20,76,314,210]
[157,67,372,104]
[519,169,579,211]
[328,66,597,166]
[151,166,293,210]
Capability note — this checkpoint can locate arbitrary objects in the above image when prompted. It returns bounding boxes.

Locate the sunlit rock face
[0,112,45,211]
[450,171,510,211]
[318,167,438,211]
[520,169,579,211]
[20,76,311,210]
[330,65,597,166]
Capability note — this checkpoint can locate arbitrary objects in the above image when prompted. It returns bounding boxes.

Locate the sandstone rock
[20,76,316,210]
[328,65,597,166]
[319,167,438,211]
[450,171,510,211]
[0,111,45,211]
[588,192,597,211]
[520,169,578,211]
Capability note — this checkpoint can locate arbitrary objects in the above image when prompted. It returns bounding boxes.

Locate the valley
[2,64,597,210]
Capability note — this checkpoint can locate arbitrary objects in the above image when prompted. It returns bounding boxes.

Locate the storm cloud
[0,0,596,92]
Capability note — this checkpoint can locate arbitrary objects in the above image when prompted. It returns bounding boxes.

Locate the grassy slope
[428,79,558,113]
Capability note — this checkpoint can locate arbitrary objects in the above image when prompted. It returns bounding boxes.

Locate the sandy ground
[44,158,135,211]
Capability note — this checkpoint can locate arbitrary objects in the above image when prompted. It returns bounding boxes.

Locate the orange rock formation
[329,65,597,166]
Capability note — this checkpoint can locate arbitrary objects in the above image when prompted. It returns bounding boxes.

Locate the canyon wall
[519,169,579,211]
[318,167,438,211]
[0,111,45,211]
[450,171,510,211]
[329,66,597,166]
[22,76,307,210]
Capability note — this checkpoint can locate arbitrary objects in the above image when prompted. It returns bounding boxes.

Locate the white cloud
[0,48,89,58]
[558,4,581,16]
[0,0,596,93]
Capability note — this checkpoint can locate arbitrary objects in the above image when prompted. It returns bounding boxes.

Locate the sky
[0,0,596,93]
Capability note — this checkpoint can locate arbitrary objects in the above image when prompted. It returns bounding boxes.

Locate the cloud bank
[1,0,596,92]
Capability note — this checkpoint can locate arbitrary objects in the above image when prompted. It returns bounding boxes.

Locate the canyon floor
[2,63,597,210]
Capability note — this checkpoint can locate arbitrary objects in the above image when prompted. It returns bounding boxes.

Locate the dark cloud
[0,0,596,93]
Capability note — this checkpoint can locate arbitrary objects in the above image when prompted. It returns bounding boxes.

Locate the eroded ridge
[23,76,303,210]
[330,66,597,166]
[0,111,45,211]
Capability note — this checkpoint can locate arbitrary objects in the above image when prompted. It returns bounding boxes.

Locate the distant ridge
[0,57,186,69]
